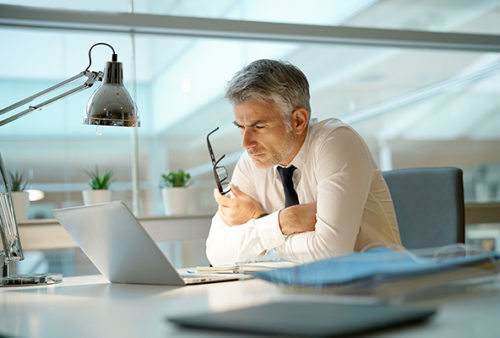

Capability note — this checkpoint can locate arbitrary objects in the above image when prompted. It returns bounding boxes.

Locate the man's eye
[255,125,265,129]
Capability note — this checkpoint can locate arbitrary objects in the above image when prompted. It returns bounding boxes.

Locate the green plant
[85,166,115,190]
[160,170,192,188]
[8,170,29,192]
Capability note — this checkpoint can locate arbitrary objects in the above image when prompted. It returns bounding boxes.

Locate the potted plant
[82,166,115,205]
[160,169,192,215]
[8,170,30,220]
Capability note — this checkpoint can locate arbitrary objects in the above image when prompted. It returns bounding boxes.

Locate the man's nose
[241,129,256,149]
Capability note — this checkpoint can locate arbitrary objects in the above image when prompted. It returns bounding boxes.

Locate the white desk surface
[1,274,500,338]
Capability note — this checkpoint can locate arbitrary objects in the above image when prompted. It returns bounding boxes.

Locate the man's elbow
[206,247,222,266]
[205,237,223,266]
[307,233,354,261]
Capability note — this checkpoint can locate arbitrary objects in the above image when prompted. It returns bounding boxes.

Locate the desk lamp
[0,42,139,286]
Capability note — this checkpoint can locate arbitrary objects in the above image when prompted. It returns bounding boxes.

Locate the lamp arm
[0,70,102,127]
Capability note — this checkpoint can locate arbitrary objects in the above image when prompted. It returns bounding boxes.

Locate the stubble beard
[269,132,298,167]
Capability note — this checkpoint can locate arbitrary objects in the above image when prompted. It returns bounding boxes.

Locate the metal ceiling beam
[1,4,500,52]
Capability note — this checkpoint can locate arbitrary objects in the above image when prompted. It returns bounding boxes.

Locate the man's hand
[278,203,317,235]
[214,184,265,226]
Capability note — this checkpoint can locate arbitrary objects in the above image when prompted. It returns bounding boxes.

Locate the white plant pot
[161,187,188,215]
[82,190,112,205]
[11,191,30,221]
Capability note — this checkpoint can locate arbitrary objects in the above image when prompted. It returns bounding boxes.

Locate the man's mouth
[248,151,264,157]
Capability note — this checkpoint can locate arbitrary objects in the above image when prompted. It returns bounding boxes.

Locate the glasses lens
[207,128,231,194]
[220,181,230,194]
[216,166,228,181]
[215,166,230,194]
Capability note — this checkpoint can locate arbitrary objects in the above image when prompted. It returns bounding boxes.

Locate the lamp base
[0,273,62,287]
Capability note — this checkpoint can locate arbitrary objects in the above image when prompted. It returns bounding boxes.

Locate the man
[206,59,401,266]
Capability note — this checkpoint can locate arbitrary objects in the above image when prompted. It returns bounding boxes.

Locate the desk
[1,275,499,337]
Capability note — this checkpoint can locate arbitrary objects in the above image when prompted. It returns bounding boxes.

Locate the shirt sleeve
[275,127,375,263]
[205,154,286,266]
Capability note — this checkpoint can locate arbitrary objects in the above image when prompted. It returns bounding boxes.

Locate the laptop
[53,201,240,286]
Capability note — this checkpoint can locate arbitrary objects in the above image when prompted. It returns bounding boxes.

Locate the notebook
[169,300,436,337]
[52,201,240,285]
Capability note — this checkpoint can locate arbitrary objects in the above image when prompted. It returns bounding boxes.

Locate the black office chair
[382,167,465,249]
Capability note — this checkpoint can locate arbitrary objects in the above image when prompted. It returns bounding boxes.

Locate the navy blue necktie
[277,165,299,208]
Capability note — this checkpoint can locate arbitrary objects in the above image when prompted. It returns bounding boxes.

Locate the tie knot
[278,165,297,183]
[278,165,296,181]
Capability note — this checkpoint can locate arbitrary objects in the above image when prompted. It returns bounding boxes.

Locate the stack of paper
[197,260,295,274]
[253,248,500,299]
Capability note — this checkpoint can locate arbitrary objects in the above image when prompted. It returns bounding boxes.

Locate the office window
[133,0,377,25]
[1,2,499,223]
[342,0,500,35]
[151,42,500,206]
[0,0,130,12]
[0,0,384,25]
[0,28,149,216]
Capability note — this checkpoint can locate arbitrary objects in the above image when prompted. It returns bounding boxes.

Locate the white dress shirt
[206,118,402,266]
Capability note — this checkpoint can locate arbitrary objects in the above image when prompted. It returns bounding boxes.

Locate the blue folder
[253,248,499,288]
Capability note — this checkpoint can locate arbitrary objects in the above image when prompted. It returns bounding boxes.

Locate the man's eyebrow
[233,120,267,128]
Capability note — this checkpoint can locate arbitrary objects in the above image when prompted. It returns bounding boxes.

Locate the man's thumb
[230,184,241,196]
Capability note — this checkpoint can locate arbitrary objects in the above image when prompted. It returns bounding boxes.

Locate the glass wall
[0,1,499,221]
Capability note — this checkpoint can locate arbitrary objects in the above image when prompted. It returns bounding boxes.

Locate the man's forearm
[206,211,285,266]
[278,203,317,235]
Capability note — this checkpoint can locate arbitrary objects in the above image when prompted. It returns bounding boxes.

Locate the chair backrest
[382,167,465,249]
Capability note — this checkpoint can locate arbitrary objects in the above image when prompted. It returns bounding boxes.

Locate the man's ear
[291,108,309,135]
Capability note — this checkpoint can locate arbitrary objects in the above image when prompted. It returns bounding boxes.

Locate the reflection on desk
[1,275,500,337]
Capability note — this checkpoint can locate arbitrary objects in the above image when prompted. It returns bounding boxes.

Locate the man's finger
[218,206,228,224]
[230,184,250,199]
[214,188,229,202]
[214,191,235,208]
[230,184,241,197]
[217,199,234,208]
[213,188,221,200]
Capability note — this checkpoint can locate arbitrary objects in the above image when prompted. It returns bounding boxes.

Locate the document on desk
[253,248,500,299]
[196,260,296,274]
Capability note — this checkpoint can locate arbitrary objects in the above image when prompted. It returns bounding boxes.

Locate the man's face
[233,99,298,169]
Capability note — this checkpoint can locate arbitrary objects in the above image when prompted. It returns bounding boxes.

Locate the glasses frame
[206,127,231,195]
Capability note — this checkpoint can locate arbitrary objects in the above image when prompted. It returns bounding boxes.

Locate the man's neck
[279,126,308,167]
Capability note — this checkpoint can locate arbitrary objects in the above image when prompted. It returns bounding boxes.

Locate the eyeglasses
[207,127,231,195]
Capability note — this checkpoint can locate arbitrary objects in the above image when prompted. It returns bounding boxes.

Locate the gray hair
[225,59,311,130]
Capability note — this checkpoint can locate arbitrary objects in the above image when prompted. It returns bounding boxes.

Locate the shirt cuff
[254,210,286,249]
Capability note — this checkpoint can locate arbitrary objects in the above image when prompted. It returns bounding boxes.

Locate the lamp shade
[83,60,139,127]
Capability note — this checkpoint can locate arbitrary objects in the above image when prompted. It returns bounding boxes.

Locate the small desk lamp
[0,42,140,286]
